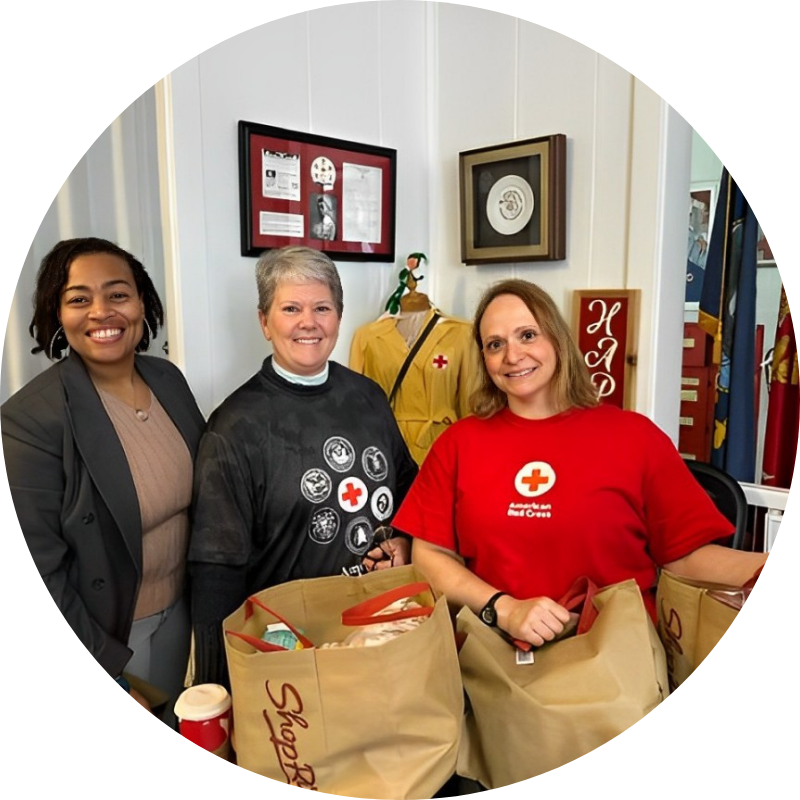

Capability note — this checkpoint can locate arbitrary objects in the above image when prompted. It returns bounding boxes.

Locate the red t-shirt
[392,404,733,618]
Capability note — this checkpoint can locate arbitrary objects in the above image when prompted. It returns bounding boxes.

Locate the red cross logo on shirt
[341,482,363,507]
[522,469,549,492]
[337,476,368,513]
[514,461,556,498]
[432,354,449,369]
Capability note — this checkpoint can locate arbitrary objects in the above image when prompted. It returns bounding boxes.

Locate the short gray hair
[255,246,343,317]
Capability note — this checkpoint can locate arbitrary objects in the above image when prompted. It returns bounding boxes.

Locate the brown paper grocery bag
[223,565,463,799]
[656,569,748,691]
[456,579,668,790]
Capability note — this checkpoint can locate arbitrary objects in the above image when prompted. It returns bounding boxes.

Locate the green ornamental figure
[385,252,427,314]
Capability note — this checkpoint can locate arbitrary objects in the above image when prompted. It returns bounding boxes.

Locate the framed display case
[459,134,566,264]
[239,120,397,261]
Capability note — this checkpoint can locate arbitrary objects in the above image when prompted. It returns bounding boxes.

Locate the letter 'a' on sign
[571,289,640,410]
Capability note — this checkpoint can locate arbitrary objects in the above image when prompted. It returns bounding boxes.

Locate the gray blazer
[1,353,205,678]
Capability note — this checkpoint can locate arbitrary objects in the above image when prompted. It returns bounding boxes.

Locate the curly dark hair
[29,237,164,360]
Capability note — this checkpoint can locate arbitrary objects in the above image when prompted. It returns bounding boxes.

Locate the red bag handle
[341,582,434,627]
[743,565,763,590]
[225,629,298,653]
[556,576,600,635]
[225,596,315,651]
[708,566,763,611]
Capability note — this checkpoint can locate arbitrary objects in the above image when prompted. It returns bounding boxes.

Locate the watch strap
[480,591,509,627]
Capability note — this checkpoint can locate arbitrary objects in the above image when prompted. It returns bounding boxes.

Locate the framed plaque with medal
[238,120,397,260]
[459,134,566,264]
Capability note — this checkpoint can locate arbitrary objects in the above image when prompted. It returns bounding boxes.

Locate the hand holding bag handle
[706,566,763,611]
[505,576,601,652]
[456,578,664,788]
[341,582,435,627]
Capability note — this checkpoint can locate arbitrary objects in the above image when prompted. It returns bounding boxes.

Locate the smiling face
[259,279,340,376]
[59,253,145,372]
[479,293,559,418]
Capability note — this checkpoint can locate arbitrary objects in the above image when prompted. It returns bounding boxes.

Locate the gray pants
[126,595,190,730]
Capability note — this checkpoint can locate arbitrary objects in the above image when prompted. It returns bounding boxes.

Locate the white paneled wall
[4,2,691,438]
[163,1,689,429]
[165,3,434,415]
[1,89,165,403]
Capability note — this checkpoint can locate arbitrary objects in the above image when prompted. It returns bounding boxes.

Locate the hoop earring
[142,317,155,349]
[48,326,65,361]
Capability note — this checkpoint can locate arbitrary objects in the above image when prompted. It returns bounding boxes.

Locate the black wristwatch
[479,591,509,627]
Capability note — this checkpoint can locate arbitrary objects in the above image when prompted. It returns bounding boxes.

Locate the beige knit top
[95,384,193,620]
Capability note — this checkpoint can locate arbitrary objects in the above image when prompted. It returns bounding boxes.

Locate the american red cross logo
[432,354,449,369]
[514,461,556,498]
[522,469,549,492]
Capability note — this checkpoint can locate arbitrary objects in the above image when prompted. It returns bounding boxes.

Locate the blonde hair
[469,279,599,418]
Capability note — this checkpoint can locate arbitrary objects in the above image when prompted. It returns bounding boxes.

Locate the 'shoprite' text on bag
[223,565,463,799]
[456,578,668,790]
[656,569,750,692]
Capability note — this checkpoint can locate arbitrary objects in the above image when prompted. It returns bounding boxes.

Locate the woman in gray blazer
[1,238,205,724]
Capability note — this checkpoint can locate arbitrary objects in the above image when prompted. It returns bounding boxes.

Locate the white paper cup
[174,684,232,760]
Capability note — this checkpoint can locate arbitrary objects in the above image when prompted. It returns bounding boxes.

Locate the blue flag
[698,170,759,482]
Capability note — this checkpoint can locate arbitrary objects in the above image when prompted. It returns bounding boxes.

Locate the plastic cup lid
[174,683,231,721]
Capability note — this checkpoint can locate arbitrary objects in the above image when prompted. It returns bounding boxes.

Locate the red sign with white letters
[573,290,640,409]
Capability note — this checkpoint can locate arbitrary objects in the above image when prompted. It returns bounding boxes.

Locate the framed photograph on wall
[239,120,397,261]
[572,289,640,410]
[686,182,717,303]
[459,134,566,264]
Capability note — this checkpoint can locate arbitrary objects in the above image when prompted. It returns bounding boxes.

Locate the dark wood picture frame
[239,120,397,261]
[459,134,566,264]
[572,289,640,410]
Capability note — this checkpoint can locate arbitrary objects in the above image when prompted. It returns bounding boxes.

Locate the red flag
[761,284,799,488]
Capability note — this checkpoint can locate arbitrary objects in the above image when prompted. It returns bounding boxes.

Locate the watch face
[480,606,496,626]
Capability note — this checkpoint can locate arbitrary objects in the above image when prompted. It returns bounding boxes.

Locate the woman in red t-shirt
[392,278,767,648]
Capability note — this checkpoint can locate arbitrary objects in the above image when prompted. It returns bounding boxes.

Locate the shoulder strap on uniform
[388,312,441,406]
